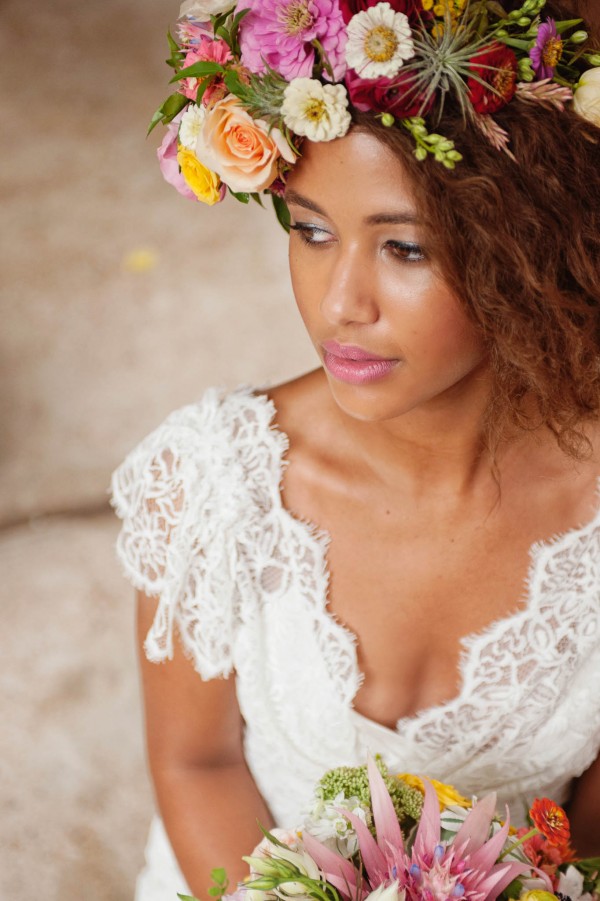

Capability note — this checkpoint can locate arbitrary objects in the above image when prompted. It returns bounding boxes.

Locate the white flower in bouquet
[179,104,207,149]
[558,866,593,901]
[573,67,600,126]
[302,791,370,857]
[282,79,351,143]
[345,2,415,80]
[179,0,234,21]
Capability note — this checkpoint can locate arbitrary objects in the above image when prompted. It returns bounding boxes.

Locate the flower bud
[414,146,428,161]
[585,54,600,66]
[380,113,395,127]
[570,30,588,44]
[517,16,531,25]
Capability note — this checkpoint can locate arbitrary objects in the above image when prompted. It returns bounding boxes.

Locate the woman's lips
[321,340,400,385]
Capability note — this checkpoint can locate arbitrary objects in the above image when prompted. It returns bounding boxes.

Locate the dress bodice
[110,385,600,833]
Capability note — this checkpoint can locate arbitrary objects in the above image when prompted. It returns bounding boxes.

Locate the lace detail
[111,386,600,842]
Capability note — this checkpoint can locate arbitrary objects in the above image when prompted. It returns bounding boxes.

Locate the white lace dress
[110,386,600,901]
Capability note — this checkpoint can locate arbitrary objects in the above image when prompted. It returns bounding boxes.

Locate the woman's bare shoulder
[257,368,338,444]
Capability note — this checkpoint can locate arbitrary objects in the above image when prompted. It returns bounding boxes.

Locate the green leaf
[211,9,234,31]
[223,69,244,97]
[170,60,224,82]
[229,188,251,203]
[147,91,188,135]
[208,888,222,896]
[215,25,231,43]
[177,895,201,901]
[495,35,532,50]
[211,868,228,885]
[555,18,583,33]
[195,76,212,105]
[251,192,264,207]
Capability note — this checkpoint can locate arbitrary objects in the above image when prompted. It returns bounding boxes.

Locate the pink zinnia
[179,37,233,101]
[238,0,348,81]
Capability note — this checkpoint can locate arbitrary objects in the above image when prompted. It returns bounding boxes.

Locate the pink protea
[237,0,348,81]
[179,37,233,101]
[303,757,552,901]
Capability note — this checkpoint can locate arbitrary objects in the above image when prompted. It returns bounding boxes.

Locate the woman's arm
[137,591,274,899]
[566,751,600,856]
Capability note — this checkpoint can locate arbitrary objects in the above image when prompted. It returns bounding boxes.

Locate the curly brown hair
[353,1,600,458]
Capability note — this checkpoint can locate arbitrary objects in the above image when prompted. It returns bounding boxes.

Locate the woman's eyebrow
[285,190,420,226]
[285,190,325,215]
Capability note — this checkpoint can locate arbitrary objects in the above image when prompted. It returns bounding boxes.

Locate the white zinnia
[573,66,600,126]
[346,2,415,80]
[179,0,233,21]
[178,103,207,149]
[282,79,351,142]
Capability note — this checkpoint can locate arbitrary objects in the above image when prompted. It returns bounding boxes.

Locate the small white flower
[573,66,600,126]
[179,0,233,21]
[179,103,207,149]
[301,792,370,857]
[346,2,415,80]
[558,866,593,901]
[282,78,351,142]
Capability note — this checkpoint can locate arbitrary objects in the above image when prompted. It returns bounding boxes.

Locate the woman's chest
[279,461,600,729]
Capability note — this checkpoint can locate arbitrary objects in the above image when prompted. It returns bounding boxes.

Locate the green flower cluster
[317,759,423,829]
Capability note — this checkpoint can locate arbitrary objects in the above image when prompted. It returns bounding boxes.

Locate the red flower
[338,0,425,25]
[530,798,573,852]
[345,67,433,118]
[467,42,518,114]
[515,829,566,889]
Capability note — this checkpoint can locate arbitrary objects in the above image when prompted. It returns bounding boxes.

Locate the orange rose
[195,95,296,194]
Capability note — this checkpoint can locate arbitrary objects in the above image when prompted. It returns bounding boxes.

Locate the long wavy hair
[354,1,600,458]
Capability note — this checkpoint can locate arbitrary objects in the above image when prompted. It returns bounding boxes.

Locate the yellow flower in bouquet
[177,145,223,205]
[397,773,471,810]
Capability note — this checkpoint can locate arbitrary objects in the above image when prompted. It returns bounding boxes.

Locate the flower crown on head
[152,0,600,228]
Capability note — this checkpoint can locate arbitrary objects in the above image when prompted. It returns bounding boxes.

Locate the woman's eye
[289,223,332,245]
[386,241,426,263]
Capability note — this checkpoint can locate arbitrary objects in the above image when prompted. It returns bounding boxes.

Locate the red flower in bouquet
[530,798,573,855]
[338,0,425,25]
[345,67,433,117]
[516,828,565,888]
[467,42,518,114]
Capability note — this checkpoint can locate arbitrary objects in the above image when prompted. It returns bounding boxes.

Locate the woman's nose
[319,244,379,327]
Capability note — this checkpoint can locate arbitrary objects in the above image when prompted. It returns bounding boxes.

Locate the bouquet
[179,757,599,901]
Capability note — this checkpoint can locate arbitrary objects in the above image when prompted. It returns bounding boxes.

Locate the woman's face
[285,130,488,423]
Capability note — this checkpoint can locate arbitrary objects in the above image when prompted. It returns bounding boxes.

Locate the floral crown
[152,0,600,228]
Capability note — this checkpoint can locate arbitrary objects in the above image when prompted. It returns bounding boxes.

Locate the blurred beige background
[0,2,315,898]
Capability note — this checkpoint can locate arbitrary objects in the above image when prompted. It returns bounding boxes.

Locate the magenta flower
[238,0,348,81]
[529,19,564,80]
[156,111,198,202]
[303,757,552,901]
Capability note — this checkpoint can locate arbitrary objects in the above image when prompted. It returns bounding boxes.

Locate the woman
[110,0,600,897]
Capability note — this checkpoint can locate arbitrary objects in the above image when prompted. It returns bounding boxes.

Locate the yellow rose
[177,145,223,205]
[520,892,560,901]
[573,67,600,126]
[397,773,471,810]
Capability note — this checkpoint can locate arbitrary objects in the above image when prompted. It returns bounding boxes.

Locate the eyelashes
[289,223,426,263]
[289,223,331,245]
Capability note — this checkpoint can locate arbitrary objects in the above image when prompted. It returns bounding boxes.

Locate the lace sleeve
[109,394,239,680]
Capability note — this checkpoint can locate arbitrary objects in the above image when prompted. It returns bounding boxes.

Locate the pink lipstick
[321,340,400,385]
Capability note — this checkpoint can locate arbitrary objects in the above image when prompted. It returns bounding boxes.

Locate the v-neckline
[253,388,600,736]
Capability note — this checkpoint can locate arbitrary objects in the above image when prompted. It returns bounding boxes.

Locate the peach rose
[195,95,296,194]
